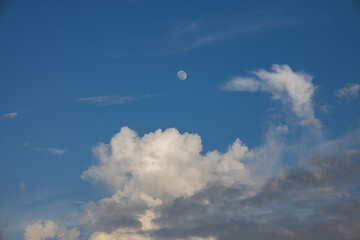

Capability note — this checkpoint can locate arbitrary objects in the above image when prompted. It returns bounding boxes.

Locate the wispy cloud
[94,18,294,58]
[221,64,319,125]
[1,112,18,120]
[173,21,199,35]
[299,118,322,128]
[35,147,66,156]
[151,19,291,56]
[319,104,334,114]
[48,148,66,156]
[77,94,164,106]
[335,84,360,99]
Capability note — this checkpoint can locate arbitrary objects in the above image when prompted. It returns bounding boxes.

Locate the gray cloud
[21,126,360,240]
[151,149,360,240]
[0,222,7,240]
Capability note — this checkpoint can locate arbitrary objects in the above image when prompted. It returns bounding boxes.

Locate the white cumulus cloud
[82,127,252,202]
[23,220,57,240]
[221,64,317,122]
[80,127,256,238]
[23,220,79,240]
[24,123,339,239]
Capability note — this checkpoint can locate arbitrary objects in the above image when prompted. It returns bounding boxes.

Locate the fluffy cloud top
[23,220,57,240]
[221,65,316,121]
[22,125,360,240]
[79,127,257,239]
[82,127,252,202]
[23,220,79,240]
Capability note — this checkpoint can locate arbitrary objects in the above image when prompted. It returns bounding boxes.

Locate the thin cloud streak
[1,112,18,120]
[93,18,295,58]
[77,94,165,106]
[147,18,292,56]
[35,147,66,156]
[48,148,66,156]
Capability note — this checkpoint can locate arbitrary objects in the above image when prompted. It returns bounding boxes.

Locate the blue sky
[1,0,360,239]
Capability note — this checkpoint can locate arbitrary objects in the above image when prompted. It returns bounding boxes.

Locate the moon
[177,70,187,80]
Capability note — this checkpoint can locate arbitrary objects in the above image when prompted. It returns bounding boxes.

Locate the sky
[0,0,360,239]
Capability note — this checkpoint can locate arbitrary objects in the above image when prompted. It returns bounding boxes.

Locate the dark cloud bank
[152,149,360,240]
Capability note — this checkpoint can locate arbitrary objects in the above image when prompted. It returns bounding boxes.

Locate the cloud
[258,149,360,203]
[82,127,253,201]
[319,104,334,114]
[79,191,162,233]
[22,124,360,240]
[299,118,322,128]
[19,182,26,191]
[79,127,266,238]
[24,126,272,239]
[80,126,360,240]
[221,65,317,122]
[77,125,294,239]
[89,229,152,240]
[77,94,164,106]
[35,147,66,156]
[48,148,66,156]
[56,227,80,240]
[1,112,18,120]
[144,18,291,56]
[173,21,199,35]
[152,149,360,240]
[23,220,80,240]
[0,221,7,240]
[23,220,57,240]
[335,84,360,99]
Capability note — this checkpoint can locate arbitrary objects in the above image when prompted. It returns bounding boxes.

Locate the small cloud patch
[19,182,26,191]
[1,112,18,120]
[335,84,360,99]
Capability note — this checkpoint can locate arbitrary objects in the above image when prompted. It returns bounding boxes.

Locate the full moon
[177,70,187,80]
